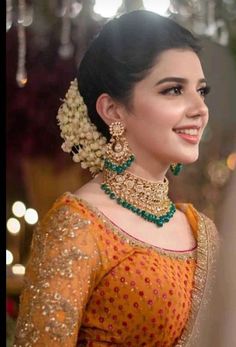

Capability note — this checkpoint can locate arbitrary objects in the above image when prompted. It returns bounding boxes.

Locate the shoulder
[177,202,220,252]
[33,192,101,251]
[176,202,217,230]
[40,192,92,226]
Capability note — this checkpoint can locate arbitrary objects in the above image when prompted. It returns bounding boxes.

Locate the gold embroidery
[68,193,197,260]
[13,313,40,346]
[13,204,101,346]
[65,193,219,346]
[13,193,219,346]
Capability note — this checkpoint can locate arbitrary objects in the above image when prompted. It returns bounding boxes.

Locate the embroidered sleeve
[13,202,101,347]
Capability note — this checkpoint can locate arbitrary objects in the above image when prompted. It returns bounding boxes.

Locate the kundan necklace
[101,168,176,227]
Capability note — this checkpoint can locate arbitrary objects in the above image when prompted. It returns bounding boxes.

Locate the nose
[186,94,209,119]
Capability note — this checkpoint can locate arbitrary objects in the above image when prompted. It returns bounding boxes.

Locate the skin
[96,48,209,181]
[75,49,210,250]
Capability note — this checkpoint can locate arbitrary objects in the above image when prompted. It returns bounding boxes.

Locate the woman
[13,10,219,347]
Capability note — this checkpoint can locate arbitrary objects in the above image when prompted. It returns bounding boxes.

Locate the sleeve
[13,201,102,347]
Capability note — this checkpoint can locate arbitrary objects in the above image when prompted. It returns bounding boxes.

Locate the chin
[182,155,199,164]
[177,149,199,164]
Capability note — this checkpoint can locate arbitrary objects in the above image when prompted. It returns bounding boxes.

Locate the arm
[13,201,101,347]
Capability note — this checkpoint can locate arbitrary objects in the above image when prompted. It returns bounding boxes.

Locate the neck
[127,158,169,182]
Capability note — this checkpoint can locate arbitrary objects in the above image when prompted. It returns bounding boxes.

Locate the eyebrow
[155,77,207,86]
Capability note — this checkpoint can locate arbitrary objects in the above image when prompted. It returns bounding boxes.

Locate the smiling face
[124,49,209,171]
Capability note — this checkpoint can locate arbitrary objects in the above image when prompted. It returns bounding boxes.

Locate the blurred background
[6,0,236,345]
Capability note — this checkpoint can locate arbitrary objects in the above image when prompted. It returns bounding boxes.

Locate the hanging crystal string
[58,0,74,59]
[16,0,27,87]
[171,0,229,46]
[208,0,228,46]
[6,0,13,32]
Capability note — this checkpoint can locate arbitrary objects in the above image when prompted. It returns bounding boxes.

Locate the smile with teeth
[174,129,198,135]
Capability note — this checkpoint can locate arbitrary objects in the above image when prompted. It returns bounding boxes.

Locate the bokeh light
[12,201,26,218]
[6,250,14,265]
[226,152,236,170]
[207,160,230,186]
[93,0,122,18]
[12,264,25,275]
[24,208,38,225]
[143,0,171,16]
[7,218,21,234]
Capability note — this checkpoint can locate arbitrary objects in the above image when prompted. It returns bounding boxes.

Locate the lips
[173,126,201,144]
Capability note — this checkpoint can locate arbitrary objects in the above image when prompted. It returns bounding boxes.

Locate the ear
[96,93,126,126]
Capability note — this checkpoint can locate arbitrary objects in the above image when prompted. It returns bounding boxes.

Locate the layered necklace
[101,168,176,227]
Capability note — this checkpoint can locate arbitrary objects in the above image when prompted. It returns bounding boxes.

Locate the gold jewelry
[104,122,135,174]
[101,169,176,227]
[170,163,183,176]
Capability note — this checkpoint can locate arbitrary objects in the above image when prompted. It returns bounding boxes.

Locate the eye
[160,85,183,96]
[197,85,211,98]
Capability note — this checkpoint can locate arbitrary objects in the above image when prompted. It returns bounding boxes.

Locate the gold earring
[104,122,135,174]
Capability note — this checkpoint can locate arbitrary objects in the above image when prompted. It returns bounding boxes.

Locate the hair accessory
[104,122,135,174]
[170,163,183,176]
[56,79,107,175]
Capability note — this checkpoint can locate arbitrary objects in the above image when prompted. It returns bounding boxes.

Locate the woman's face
[124,49,209,167]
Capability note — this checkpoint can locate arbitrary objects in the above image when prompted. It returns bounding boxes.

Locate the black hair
[77,10,201,140]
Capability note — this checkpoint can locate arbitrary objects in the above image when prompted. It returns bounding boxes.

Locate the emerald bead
[110,193,116,199]
[104,155,136,173]
[100,182,175,227]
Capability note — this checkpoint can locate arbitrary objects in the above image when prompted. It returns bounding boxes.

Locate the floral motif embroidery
[13,203,101,346]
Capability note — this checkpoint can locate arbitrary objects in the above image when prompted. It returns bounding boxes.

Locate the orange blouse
[13,192,218,347]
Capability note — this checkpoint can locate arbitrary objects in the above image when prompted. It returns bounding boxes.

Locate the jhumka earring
[103,121,135,174]
[170,163,183,176]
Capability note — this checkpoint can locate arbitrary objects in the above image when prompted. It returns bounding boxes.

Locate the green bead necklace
[101,169,176,228]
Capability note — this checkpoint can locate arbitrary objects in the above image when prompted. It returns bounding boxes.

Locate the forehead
[148,49,205,80]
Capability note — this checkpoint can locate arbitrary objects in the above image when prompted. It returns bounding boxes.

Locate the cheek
[141,107,182,132]
[126,98,185,141]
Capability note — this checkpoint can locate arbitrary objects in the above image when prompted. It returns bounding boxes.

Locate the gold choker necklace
[101,169,176,227]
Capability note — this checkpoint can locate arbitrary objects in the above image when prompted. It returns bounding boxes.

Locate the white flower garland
[57,79,107,175]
